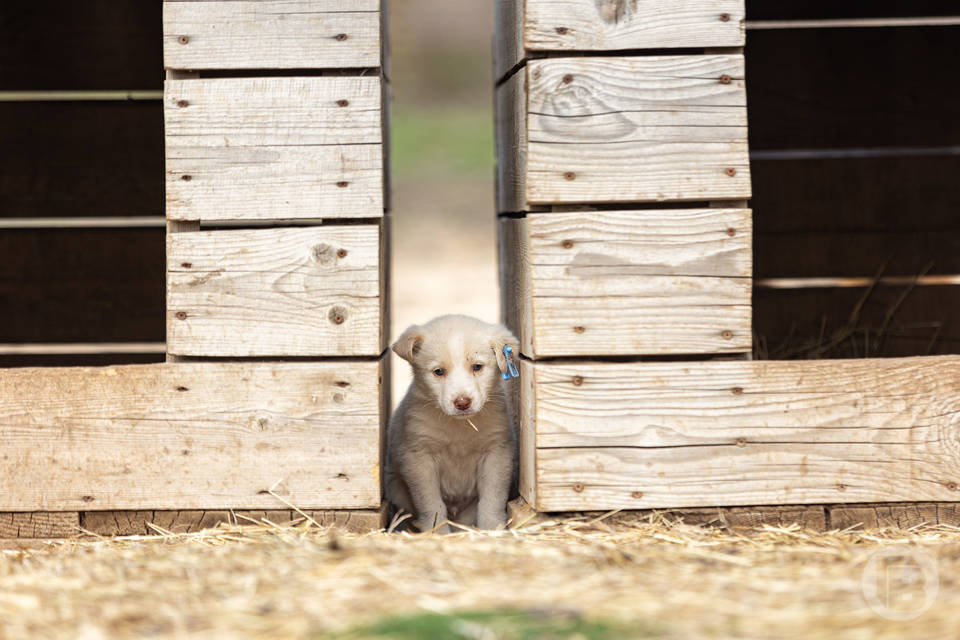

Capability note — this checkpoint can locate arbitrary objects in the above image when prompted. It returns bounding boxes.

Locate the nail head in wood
[181,262,192,269]
[175,311,188,320]
[335,33,348,41]
[336,249,348,259]
[572,375,583,386]
[837,484,848,492]
[573,326,586,334]
[181,174,192,182]
[721,330,734,340]
[948,482,959,491]
[336,181,350,188]
[175,386,189,392]
[735,438,747,447]
[555,26,569,34]
[563,171,576,181]
[725,167,737,177]
[178,35,189,45]
[719,75,732,85]
[572,483,585,493]
[562,74,574,84]
[726,227,736,237]
[719,13,731,22]
[177,100,189,108]
[561,239,574,249]
[731,386,744,395]
[630,491,643,499]
[329,307,347,325]
[336,99,349,107]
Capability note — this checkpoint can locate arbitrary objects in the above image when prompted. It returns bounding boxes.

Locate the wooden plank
[500,210,752,358]
[0,229,164,344]
[0,512,79,538]
[495,68,527,213]
[521,357,960,512]
[753,155,960,278]
[523,56,751,205]
[0,101,162,219]
[493,0,525,83]
[748,17,960,29]
[747,27,960,150]
[0,0,161,91]
[167,224,382,357]
[0,361,383,511]
[163,0,381,70]
[754,285,960,359]
[81,507,386,536]
[828,503,960,530]
[164,77,383,222]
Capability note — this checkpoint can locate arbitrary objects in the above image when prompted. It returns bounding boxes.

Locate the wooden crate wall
[495,0,752,512]
[0,0,390,537]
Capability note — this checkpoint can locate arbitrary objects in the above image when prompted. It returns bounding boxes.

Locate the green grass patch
[391,106,494,180]
[330,609,659,640]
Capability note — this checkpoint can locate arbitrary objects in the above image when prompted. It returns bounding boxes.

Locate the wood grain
[164,1,381,70]
[167,225,382,357]
[164,77,383,221]
[500,210,752,357]
[521,56,750,206]
[828,503,960,530]
[0,362,383,511]
[82,507,386,535]
[495,68,527,213]
[520,357,960,511]
[0,512,79,538]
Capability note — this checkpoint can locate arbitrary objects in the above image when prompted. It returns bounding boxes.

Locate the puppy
[386,315,519,533]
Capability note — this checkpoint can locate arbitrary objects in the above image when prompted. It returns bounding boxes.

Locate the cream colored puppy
[386,315,518,533]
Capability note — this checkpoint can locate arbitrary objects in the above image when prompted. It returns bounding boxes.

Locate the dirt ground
[2,515,960,639]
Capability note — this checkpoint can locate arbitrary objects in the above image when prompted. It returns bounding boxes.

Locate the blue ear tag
[503,345,520,380]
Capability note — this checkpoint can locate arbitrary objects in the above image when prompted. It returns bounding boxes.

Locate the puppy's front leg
[398,451,449,533]
[476,445,514,530]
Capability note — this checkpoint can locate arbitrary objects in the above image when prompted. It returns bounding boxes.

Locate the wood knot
[721,330,734,340]
[178,35,189,45]
[563,171,576,181]
[630,491,643,499]
[180,174,192,182]
[337,249,348,259]
[726,227,736,237]
[836,483,848,492]
[947,482,959,491]
[731,387,743,395]
[555,26,569,34]
[573,326,586,334]
[719,75,732,85]
[719,13,731,22]
[175,311,188,320]
[572,375,583,386]
[562,74,574,84]
[336,99,350,107]
[561,239,574,249]
[329,307,347,325]
[735,438,747,447]
[176,100,189,108]
[336,181,350,188]
[725,168,737,177]
[572,483,585,493]
[532,69,542,79]
[312,243,334,264]
[334,33,348,41]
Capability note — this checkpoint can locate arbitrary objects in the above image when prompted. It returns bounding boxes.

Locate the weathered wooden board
[81,507,386,536]
[164,0,381,70]
[519,357,960,512]
[0,512,79,538]
[497,56,750,210]
[0,362,383,511]
[495,68,527,213]
[164,77,383,221]
[500,210,752,357]
[167,224,382,357]
[827,503,960,530]
[494,0,745,81]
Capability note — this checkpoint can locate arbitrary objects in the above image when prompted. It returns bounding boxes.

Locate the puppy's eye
[472,363,483,372]
[433,368,445,377]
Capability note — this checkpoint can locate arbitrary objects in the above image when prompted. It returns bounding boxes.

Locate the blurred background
[388,1,498,403]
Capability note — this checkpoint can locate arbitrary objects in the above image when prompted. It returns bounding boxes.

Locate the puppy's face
[393,316,518,418]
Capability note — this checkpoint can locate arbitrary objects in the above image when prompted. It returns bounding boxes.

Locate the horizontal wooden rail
[756,276,960,290]
[0,217,166,229]
[0,343,166,356]
[0,91,163,102]
[746,17,960,30]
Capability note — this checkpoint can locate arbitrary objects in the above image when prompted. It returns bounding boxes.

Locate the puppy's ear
[392,325,425,363]
[489,325,520,376]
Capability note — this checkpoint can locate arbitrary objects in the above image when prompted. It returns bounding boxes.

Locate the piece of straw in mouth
[466,418,479,431]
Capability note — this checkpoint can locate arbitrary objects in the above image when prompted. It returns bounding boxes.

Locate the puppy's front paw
[477,508,507,530]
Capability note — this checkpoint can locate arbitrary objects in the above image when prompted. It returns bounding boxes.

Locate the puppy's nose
[454,396,472,411]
